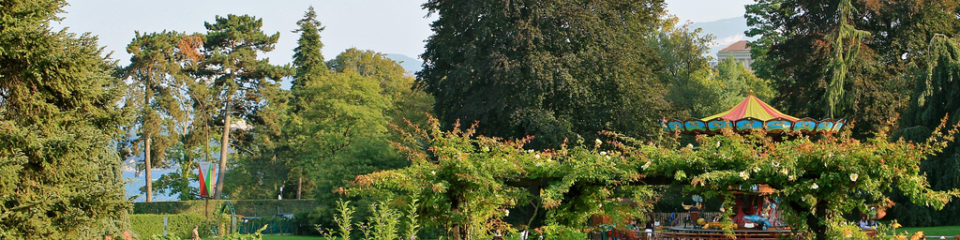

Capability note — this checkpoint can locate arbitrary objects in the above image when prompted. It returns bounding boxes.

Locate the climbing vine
[345,117,959,240]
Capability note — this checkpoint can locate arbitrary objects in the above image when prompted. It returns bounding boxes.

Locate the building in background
[717,40,753,71]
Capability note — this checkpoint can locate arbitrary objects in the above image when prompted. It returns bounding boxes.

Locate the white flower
[642,161,652,170]
[600,151,607,155]
[534,154,541,159]
[482,146,490,152]
[788,175,796,181]
[811,183,819,190]
[780,169,789,176]
[535,162,542,167]
[753,167,761,173]
[739,171,750,180]
[528,149,534,153]
[828,152,834,158]
[716,141,721,148]
[849,173,859,182]
[772,162,781,167]
[687,143,694,149]
[595,138,602,145]
[505,209,510,216]
[605,156,611,160]
[431,171,436,175]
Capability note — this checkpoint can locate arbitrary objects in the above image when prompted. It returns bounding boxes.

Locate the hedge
[130,214,224,239]
[133,200,317,217]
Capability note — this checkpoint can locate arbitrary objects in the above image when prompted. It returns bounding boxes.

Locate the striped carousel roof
[661,91,844,135]
[701,92,798,122]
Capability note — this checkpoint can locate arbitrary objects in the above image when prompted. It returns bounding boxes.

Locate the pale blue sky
[57,0,752,66]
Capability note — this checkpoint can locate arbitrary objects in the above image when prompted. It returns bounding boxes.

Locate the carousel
[656,92,844,240]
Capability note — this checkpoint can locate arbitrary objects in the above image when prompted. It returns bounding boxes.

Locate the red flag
[198,162,208,198]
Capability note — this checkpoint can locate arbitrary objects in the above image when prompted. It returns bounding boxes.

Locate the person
[192,225,201,240]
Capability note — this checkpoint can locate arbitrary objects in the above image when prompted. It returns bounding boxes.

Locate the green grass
[896,226,960,237]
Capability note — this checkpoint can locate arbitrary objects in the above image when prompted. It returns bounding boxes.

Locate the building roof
[719,40,750,52]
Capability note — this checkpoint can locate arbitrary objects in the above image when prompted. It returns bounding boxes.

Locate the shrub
[130,214,222,239]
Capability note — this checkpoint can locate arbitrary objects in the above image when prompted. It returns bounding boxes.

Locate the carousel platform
[659,226,793,240]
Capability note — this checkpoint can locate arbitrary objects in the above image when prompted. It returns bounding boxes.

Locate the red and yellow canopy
[661,92,843,134]
[701,94,798,122]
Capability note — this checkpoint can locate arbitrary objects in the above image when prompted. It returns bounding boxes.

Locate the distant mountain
[691,16,756,58]
[384,53,423,75]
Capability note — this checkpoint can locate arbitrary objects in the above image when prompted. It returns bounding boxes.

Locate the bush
[542,225,586,240]
[134,200,317,217]
[130,214,222,239]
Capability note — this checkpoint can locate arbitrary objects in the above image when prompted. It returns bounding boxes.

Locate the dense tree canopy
[418,0,673,148]
[746,0,960,137]
[0,0,131,238]
[888,35,960,226]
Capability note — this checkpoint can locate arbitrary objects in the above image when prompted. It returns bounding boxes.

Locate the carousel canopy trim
[661,93,845,134]
[701,94,798,121]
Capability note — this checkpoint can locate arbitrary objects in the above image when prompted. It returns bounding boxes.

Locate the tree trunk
[297,173,302,200]
[215,96,231,199]
[145,134,153,202]
[144,82,153,203]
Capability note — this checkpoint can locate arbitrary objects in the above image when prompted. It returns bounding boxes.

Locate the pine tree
[0,0,131,238]
[197,14,289,199]
[122,31,191,202]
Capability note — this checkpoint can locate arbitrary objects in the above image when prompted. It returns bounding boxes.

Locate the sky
[57,0,752,67]
[55,0,753,201]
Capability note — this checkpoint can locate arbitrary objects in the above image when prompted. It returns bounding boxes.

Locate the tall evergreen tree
[418,0,670,148]
[198,14,290,199]
[889,35,960,226]
[746,0,960,137]
[122,31,191,202]
[286,7,329,199]
[0,0,131,238]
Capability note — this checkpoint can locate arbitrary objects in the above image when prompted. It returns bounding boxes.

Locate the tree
[327,48,434,138]
[418,0,671,148]
[888,35,960,226]
[0,0,131,238]
[296,70,397,200]
[197,14,290,198]
[745,0,960,137]
[122,31,191,202]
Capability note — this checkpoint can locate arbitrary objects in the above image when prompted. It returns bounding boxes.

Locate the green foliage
[218,224,267,240]
[0,0,132,238]
[418,0,672,148]
[746,0,960,137]
[347,119,658,239]
[888,35,960,226]
[133,200,318,217]
[334,200,355,240]
[541,225,586,240]
[346,115,960,240]
[130,214,216,239]
[122,30,193,202]
[150,234,184,240]
[196,13,291,199]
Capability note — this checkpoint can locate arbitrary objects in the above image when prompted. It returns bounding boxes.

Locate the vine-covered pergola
[346,95,960,240]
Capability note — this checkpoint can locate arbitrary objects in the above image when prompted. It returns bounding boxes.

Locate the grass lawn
[896,226,960,237]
